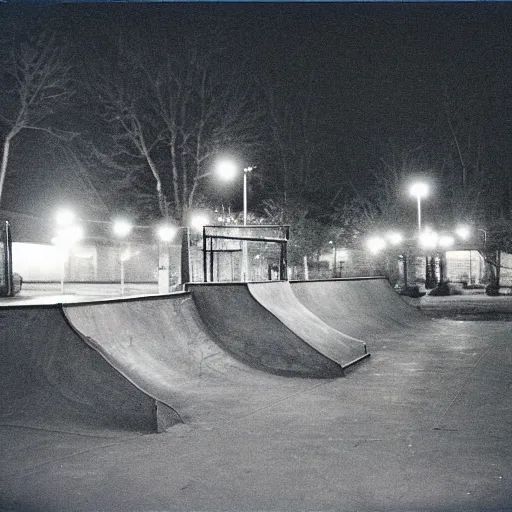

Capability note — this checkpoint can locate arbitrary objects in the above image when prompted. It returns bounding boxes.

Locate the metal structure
[202,225,289,283]
[0,221,14,297]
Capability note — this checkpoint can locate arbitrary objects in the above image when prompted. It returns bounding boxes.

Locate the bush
[486,283,500,296]
[400,285,426,298]
[429,282,463,296]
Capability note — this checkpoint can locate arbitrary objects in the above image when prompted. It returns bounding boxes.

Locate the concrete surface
[188,282,367,374]
[1,279,512,511]
[64,292,323,424]
[1,317,511,511]
[291,277,432,339]
[0,305,173,434]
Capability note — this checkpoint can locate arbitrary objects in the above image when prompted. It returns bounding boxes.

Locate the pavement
[1,278,512,511]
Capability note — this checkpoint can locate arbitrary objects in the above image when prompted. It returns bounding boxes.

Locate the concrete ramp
[63,293,322,425]
[0,305,178,434]
[187,282,368,374]
[291,277,434,339]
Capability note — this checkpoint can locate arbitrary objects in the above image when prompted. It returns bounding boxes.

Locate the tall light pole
[113,219,133,295]
[409,182,429,234]
[242,166,255,281]
[243,166,255,226]
[217,160,255,281]
[53,208,84,294]
[329,240,337,277]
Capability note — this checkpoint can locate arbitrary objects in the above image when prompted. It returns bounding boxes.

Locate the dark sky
[1,2,511,222]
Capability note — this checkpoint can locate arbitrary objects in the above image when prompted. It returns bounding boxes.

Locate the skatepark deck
[2,279,512,511]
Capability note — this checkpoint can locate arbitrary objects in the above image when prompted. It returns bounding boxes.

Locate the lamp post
[241,167,256,281]
[216,160,255,281]
[157,224,178,294]
[409,182,429,234]
[53,208,84,294]
[477,228,487,246]
[242,166,255,226]
[113,219,133,295]
[329,240,337,277]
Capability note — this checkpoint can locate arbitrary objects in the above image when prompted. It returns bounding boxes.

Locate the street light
[157,224,177,242]
[52,209,84,294]
[190,213,209,232]
[215,159,255,226]
[216,159,255,281]
[156,224,178,294]
[409,182,429,234]
[113,218,133,238]
[216,160,238,181]
[366,236,386,254]
[113,219,133,295]
[419,229,438,249]
[329,240,337,277]
[386,232,403,245]
[438,235,454,248]
[455,225,471,241]
[55,208,76,227]
[477,228,487,245]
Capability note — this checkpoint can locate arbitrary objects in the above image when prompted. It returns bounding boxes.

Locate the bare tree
[261,68,321,203]
[0,31,74,207]
[88,42,262,223]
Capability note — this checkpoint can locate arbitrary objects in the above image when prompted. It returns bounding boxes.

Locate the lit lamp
[215,159,256,281]
[366,236,387,254]
[190,214,209,232]
[455,225,471,241]
[438,235,454,248]
[386,232,403,245]
[419,229,438,249]
[409,182,429,234]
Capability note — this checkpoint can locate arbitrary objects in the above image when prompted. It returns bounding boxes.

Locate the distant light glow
[366,236,386,254]
[409,182,429,199]
[190,214,209,231]
[386,232,403,245]
[216,160,237,181]
[157,225,177,242]
[120,248,131,262]
[338,249,349,260]
[52,225,84,248]
[419,229,438,248]
[113,219,133,238]
[439,235,455,248]
[456,225,471,240]
[55,208,76,227]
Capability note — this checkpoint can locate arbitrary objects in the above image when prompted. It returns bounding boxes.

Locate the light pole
[52,208,84,294]
[477,228,487,246]
[409,182,429,234]
[243,166,255,226]
[157,224,178,294]
[329,240,337,277]
[241,166,256,281]
[113,219,133,295]
[216,160,255,281]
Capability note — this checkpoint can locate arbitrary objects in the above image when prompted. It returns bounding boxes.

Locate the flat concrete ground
[1,315,511,512]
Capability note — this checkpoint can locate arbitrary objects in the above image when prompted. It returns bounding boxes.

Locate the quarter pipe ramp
[0,305,178,434]
[187,282,369,372]
[291,277,434,339]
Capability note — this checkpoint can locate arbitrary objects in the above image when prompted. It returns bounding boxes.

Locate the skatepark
[1,277,511,511]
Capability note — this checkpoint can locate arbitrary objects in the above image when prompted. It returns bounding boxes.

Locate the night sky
[1,2,511,228]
